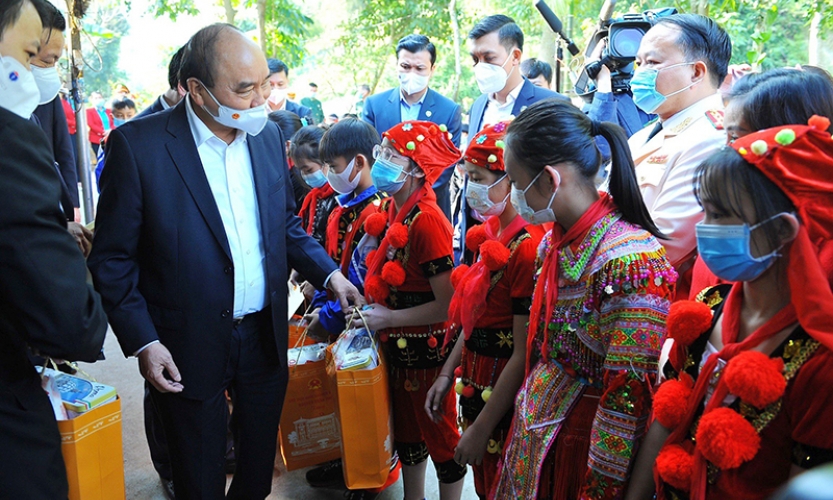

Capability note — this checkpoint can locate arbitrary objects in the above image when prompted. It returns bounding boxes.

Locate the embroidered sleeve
[420,256,454,277]
[508,235,538,304]
[581,254,674,499]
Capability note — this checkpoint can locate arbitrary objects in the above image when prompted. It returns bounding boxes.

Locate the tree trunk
[809,11,821,66]
[223,0,236,25]
[257,0,267,55]
[448,0,462,101]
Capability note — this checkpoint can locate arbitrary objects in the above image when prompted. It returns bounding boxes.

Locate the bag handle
[291,302,317,367]
[39,357,98,383]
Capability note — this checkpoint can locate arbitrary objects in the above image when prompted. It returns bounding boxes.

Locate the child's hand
[424,375,453,422]
[352,303,392,331]
[454,422,489,466]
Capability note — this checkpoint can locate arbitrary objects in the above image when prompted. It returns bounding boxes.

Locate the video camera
[575,6,677,102]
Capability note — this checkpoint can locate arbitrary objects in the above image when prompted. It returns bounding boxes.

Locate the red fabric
[61,97,76,135]
[448,215,528,342]
[472,441,503,498]
[382,121,462,185]
[299,184,335,235]
[689,257,722,300]
[463,121,510,172]
[526,193,618,372]
[391,367,459,463]
[86,107,113,145]
[325,194,383,274]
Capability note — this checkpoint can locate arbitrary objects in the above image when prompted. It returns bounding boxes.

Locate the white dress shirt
[185,96,267,318]
[482,80,524,128]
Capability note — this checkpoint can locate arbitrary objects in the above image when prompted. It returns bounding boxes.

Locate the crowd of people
[3,0,833,499]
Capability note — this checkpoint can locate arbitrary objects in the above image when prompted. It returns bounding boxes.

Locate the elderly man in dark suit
[136,45,186,119]
[362,34,463,220]
[88,24,361,500]
[1,1,108,498]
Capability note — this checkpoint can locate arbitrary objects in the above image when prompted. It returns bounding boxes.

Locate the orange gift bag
[325,310,393,489]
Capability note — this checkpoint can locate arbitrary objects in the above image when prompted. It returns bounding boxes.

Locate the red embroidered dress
[492,212,675,499]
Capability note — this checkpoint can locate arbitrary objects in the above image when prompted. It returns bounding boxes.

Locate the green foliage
[151,0,199,21]
[79,2,129,98]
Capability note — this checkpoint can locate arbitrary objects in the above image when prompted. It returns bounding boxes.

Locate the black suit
[88,98,337,499]
[0,107,108,499]
[135,95,168,120]
[33,97,79,209]
[284,99,314,125]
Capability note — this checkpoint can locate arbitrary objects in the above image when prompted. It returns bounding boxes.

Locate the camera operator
[628,13,731,300]
[585,40,653,137]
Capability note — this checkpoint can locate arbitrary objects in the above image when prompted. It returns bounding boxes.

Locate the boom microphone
[533,0,579,56]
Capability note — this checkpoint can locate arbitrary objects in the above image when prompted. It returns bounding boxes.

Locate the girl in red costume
[352,120,466,500]
[424,121,544,499]
[292,125,336,246]
[627,116,833,500]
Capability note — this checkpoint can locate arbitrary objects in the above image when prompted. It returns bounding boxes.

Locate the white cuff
[133,340,159,357]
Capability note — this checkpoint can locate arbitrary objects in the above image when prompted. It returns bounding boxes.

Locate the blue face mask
[631,62,699,114]
[371,157,411,194]
[302,169,328,189]
[695,214,787,282]
[113,117,126,127]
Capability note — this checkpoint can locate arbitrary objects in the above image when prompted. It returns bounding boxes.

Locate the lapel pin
[426,110,433,117]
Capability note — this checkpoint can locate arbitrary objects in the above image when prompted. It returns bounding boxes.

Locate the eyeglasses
[372,145,409,163]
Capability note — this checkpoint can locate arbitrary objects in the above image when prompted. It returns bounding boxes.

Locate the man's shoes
[159,476,175,500]
[305,459,345,488]
[344,490,378,500]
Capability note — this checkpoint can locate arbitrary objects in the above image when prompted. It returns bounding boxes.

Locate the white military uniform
[629,92,725,271]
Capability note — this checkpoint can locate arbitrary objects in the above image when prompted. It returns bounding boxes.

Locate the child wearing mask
[425,121,544,499]
[353,121,466,500]
[292,125,336,247]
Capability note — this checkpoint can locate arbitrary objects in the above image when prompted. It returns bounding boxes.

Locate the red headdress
[382,120,461,185]
[463,121,510,172]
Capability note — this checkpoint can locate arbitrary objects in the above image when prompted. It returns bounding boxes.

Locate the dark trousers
[150,310,287,500]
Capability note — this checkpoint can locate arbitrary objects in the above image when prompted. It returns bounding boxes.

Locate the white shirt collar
[184,94,245,148]
[488,79,525,108]
[160,95,171,110]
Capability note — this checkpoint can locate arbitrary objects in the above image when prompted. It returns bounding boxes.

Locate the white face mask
[32,65,62,105]
[198,81,269,136]
[0,53,41,118]
[268,87,287,105]
[466,175,509,218]
[399,72,429,96]
[474,54,515,95]
[510,169,559,225]
[327,157,361,194]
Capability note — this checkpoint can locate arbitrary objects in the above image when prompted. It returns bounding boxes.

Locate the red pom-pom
[696,408,760,469]
[462,385,475,398]
[466,225,488,253]
[381,261,407,287]
[387,222,409,249]
[667,301,713,347]
[656,444,694,491]
[451,264,470,290]
[724,351,786,409]
[480,240,510,271]
[453,366,463,377]
[809,115,831,131]
[379,332,389,342]
[653,377,693,429]
[364,213,387,238]
[427,336,438,348]
[365,249,378,267]
[365,275,390,302]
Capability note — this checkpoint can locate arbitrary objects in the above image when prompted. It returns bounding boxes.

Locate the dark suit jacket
[88,99,337,400]
[285,100,314,125]
[34,97,79,207]
[468,78,568,134]
[362,87,463,147]
[136,95,168,119]
[0,107,107,498]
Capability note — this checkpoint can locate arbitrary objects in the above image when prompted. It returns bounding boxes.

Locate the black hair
[695,147,795,254]
[520,58,553,85]
[655,14,731,88]
[178,23,239,89]
[342,113,358,120]
[319,118,380,165]
[290,125,326,164]
[112,98,136,111]
[0,0,27,40]
[359,84,370,93]
[396,34,436,65]
[801,65,833,87]
[729,69,833,133]
[267,58,289,77]
[167,45,186,91]
[505,98,663,238]
[309,82,318,88]
[31,0,63,31]
[468,15,524,53]
[268,110,302,141]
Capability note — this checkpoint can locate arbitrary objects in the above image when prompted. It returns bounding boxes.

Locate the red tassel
[480,240,510,271]
[365,275,390,302]
[656,444,694,491]
[451,264,470,290]
[381,261,407,287]
[696,408,760,469]
[654,376,693,429]
[723,351,786,409]
[364,212,387,238]
[668,301,713,347]
[387,222,409,249]
[427,336,438,348]
[462,385,475,398]
[453,366,462,377]
[465,225,488,253]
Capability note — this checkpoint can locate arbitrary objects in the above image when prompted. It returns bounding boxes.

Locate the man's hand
[328,272,365,310]
[138,343,184,393]
[67,222,93,257]
[73,207,81,223]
